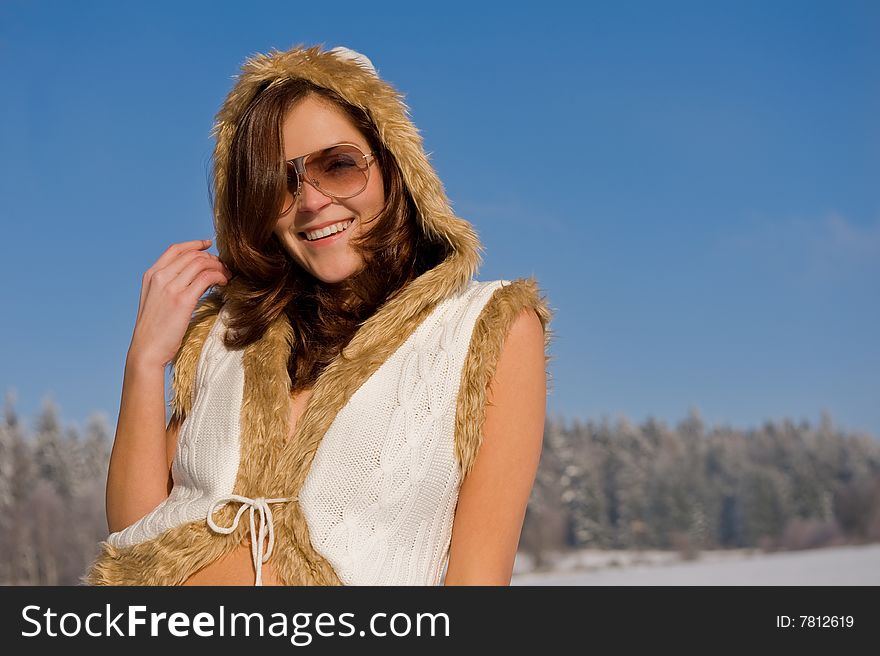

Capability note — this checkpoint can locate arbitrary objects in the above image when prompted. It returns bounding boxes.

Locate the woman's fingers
[150,240,225,280]
[153,239,213,271]
[166,252,230,294]
[156,248,222,282]
[141,241,231,309]
[185,268,230,304]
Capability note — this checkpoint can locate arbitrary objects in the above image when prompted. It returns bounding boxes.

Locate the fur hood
[213,43,483,309]
[85,43,553,586]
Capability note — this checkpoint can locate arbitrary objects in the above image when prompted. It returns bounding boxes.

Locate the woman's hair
[213,77,448,391]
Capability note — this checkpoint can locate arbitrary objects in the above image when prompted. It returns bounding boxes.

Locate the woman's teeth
[303,219,354,241]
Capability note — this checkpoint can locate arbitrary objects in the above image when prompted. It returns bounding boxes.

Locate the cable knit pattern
[298,279,506,585]
[107,306,244,548]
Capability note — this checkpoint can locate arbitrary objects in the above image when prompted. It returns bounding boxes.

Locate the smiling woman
[85,43,554,587]
[272,96,386,283]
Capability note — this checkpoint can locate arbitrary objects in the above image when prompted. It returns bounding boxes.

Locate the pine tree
[32,398,74,499]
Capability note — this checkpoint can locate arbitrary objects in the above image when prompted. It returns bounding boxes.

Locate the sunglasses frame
[284,142,376,203]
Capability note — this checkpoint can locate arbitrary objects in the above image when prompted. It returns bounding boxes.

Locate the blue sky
[1,0,878,439]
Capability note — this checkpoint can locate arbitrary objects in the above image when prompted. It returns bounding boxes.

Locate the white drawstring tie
[206,494,294,586]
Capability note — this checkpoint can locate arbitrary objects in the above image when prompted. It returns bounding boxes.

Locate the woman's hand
[128,239,232,369]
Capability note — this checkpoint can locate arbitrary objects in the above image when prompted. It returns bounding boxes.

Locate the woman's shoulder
[452,275,554,480]
[463,276,553,334]
[464,275,554,385]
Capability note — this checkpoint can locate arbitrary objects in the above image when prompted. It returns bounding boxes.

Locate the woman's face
[273,95,385,283]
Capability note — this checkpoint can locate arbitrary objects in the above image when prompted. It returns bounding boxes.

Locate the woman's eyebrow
[287,140,360,161]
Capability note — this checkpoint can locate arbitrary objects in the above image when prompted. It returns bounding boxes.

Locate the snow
[510,543,880,585]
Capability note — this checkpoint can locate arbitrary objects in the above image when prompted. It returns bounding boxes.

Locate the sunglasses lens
[286,145,369,201]
[308,145,369,196]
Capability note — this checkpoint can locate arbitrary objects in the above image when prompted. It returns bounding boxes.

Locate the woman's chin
[306,260,363,284]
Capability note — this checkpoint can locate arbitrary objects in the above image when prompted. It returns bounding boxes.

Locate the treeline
[0,392,111,585]
[2,390,879,584]
[519,409,880,568]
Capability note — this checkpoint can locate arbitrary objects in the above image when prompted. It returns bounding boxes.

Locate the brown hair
[212,77,448,391]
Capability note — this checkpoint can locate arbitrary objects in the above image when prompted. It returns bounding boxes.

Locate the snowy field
[509,543,880,585]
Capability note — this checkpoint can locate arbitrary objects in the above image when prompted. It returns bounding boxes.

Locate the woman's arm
[104,239,229,534]
[444,307,547,585]
[104,353,175,534]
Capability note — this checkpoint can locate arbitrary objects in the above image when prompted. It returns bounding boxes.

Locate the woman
[86,44,553,586]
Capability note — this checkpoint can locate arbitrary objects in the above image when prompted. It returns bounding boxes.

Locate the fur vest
[84,44,553,586]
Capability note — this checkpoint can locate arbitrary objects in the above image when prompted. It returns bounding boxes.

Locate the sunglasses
[281,142,376,213]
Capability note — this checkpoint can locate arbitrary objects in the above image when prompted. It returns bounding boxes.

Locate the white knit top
[107,279,507,585]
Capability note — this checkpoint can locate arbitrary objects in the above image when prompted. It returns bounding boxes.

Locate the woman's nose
[296,178,334,212]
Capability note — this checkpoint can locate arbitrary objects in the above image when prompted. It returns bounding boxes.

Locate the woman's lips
[297,218,355,247]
